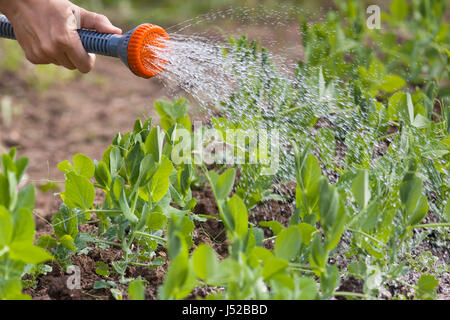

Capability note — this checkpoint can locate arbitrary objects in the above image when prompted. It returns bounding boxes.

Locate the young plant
[0,149,53,299]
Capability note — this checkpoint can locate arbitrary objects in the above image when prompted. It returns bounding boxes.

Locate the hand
[0,0,122,73]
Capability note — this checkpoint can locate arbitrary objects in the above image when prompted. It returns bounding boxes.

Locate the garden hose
[0,14,169,78]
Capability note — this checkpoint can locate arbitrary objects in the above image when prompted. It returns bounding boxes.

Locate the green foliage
[37,105,199,284]
[3,0,448,301]
[0,149,52,300]
[128,279,146,300]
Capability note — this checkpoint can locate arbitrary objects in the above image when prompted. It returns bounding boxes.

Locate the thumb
[79,8,122,34]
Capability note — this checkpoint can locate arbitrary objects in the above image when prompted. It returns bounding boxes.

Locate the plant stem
[376,132,399,141]
[393,279,415,289]
[85,209,122,214]
[134,231,167,243]
[410,223,450,229]
[129,262,162,267]
[289,262,313,269]
[288,266,315,274]
[85,220,101,224]
[91,239,122,247]
[333,291,378,300]
[348,228,384,246]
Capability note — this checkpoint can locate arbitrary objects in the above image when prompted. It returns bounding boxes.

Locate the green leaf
[321,265,340,299]
[416,274,439,300]
[95,261,111,277]
[150,156,174,202]
[359,201,380,231]
[145,126,164,163]
[147,209,167,230]
[62,172,95,210]
[225,195,248,238]
[380,75,406,93]
[73,154,95,178]
[352,169,370,208]
[52,205,79,239]
[274,226,302,261]
[93,280,116,290]
[11,208,35,244]
[9,243,53,264]
[94,161,111,188]
[412,114,429,128]
[259,221,284,235]
[128,280,146,300]
[296,277,318,300]
[125,143,144,184]
[297,223,317,245]
[36,235,58,249]
[16,185,35,211]
[14,157,28,180]
[318,178,339,229]
[262,257,288,280]
[137,154,157,187]
[158,241,195,300]
[155,99,188,121]
[214,169,236,200]
[109,146,123,176]
[309,235,327,276]
[387,91,406,120]
[192,244,219,282]
[57,160,73,173]
[0,280,31,300]
[59,235,77,251]
[400,176,428,226]
[0,206,13,247]
[407,195,428,226]
[390,0,408,21]
[111,177,138,224]
[0,175,10,208]
[296,154,321,211]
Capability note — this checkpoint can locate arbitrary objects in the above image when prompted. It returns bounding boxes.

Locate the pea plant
[37,117,198,284]
[2,0,449,300]
[0,149,53,299]
[159,138,448,299]
[158,0,449,300]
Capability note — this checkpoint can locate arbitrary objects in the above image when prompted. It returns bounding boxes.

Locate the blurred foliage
[72,0,315,27]
[301,0,449,102]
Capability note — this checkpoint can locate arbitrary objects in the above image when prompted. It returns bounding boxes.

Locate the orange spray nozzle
[126,24,170,78]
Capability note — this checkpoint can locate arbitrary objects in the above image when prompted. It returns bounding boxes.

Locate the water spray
[0,14,169,78]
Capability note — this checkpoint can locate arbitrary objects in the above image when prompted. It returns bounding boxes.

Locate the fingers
[12,5,120,73]
[41,38,77,70]
[79,8,122,34]
[17,35,58,66]
[60,8,121,73]
[58,31,95,73]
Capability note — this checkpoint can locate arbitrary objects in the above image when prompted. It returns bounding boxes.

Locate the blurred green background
[72,0,336,27]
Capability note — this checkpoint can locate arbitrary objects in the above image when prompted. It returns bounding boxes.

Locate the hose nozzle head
[120,24,169,79]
